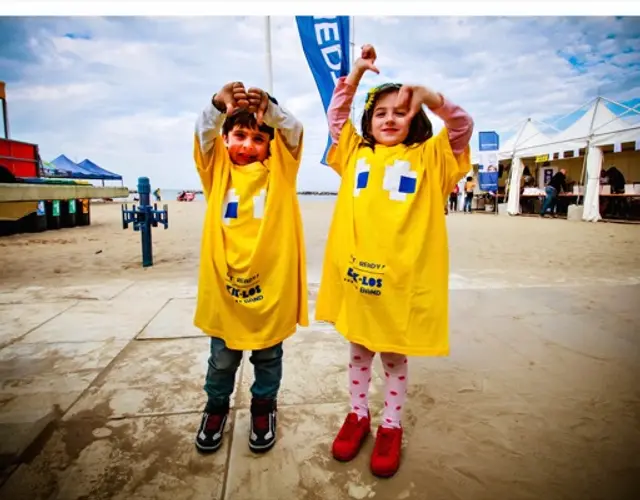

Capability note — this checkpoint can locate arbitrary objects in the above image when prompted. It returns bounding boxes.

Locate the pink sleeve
[429,96,474,155]
[328,76,356,144]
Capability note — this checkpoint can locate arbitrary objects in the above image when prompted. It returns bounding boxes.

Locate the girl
[315,44,473,477]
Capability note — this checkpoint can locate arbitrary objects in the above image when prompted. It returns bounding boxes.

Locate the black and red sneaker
[249,398,277,453]
[195,406,229,453]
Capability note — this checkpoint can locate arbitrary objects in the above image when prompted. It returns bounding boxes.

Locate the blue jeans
[540,186,557,215]
[464,192,473,212]
[204,337,283,410]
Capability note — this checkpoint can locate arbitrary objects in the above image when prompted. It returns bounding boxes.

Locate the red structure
[0,81,40,181]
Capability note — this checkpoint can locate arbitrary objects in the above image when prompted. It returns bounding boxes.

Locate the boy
[193,81,308,454]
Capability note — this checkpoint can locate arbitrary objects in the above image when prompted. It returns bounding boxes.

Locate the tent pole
[600,97,640,115]
[546,97,597,131]
[591,101,640,137]
[504,119,529,211]
[577,97,601,206]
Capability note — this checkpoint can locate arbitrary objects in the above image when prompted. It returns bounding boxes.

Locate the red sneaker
[332,412,370,462]
[370,425,403,477]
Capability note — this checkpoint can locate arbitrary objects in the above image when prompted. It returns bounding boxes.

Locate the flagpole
[265,16,274,95]
[350,16,355,122]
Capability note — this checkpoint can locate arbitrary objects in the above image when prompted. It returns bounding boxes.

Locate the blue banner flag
[295,16,351,165]
[478,131,499,151]
[477,131,500,192]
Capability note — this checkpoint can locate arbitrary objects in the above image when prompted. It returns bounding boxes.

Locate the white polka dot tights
[348,342,408,429]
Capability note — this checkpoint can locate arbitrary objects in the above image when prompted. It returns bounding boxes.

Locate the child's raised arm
[396,84,474,195]
[193,82,249,199]
[195,82,249,160]
[427,96,473,156]
[328,44,380,144]
[254,88,304,160]
[194,82,250,198]
[395,85,473,155]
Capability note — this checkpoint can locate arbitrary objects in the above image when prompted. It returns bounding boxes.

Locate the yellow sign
[0,81,5,100]
[535,154,549,163]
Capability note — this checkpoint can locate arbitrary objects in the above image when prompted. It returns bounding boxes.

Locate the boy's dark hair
[360,83,433,149]
[221,94,279,140]
[222,110,275,140]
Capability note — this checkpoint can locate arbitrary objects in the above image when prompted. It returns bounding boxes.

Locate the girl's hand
[214,81,250,114]
[354,44,380,75]
[247,87,270,125]
[395,85,443,119]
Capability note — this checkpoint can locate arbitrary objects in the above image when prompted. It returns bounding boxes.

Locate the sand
[0,199,639,287]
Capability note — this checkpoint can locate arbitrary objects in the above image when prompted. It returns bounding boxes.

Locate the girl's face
[370,90,412,147]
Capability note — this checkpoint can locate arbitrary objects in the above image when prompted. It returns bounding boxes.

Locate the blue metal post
[138,177,153,267]
[121,176,168,267]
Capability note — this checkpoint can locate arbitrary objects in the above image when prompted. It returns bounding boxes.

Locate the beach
[0,198,639,499]
[1,198,639,287]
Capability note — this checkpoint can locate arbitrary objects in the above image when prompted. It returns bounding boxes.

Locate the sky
[1,13,639,191]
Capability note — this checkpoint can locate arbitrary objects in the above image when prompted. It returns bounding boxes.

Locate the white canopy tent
[500,97,640,221]
[498,119,555,161]
[501,120,557,215]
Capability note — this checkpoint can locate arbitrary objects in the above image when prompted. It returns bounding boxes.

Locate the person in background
[522,166,534,188]
[540,168,567,217]
[449,184,459,213]
[519,166,535,213]
[602,165,627,218]
[463,176,475,213]
[606,165,626,194]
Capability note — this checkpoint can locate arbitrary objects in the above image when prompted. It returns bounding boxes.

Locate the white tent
[502,97,640,221]
[498,119,554,160]
[501,120,556,215]
[578,100,640,221]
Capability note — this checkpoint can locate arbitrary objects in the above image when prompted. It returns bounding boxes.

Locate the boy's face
[224,125,271,166]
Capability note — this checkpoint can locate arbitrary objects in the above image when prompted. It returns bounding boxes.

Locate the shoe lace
[376,428,396,456]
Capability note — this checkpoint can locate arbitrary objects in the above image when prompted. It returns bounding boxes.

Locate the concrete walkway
[1,277,639,499]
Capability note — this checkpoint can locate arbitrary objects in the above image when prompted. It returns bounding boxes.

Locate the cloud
[0,15,638,192]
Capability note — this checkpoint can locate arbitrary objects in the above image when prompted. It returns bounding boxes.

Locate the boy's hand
[395,85,443,119]
[247,87,269,125]
[215,81,250,114]
[354,44,379,75]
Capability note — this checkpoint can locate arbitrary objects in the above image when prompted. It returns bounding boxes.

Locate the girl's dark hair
[222,110,275,140]
[360,83,433,149]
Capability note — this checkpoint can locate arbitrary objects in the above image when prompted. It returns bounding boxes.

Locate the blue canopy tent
[49,154,94,179]
[78,159,123,183]
[47,155,123,186]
